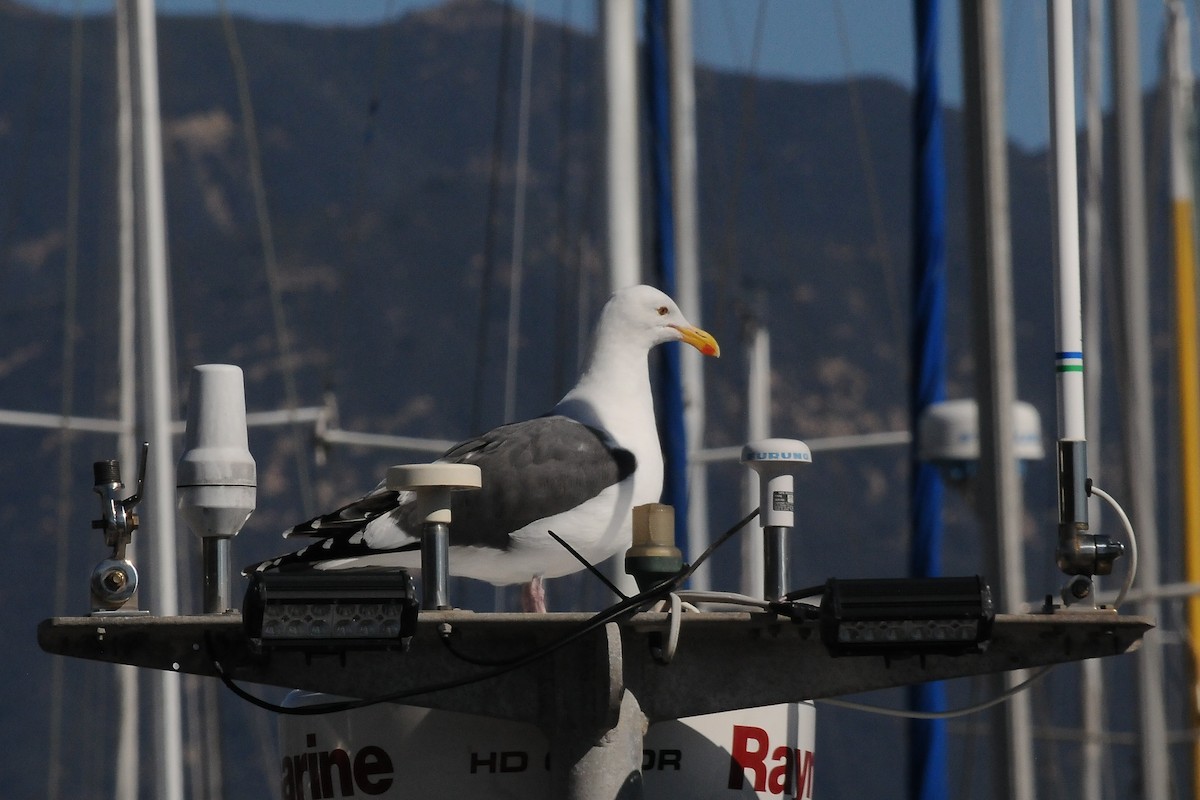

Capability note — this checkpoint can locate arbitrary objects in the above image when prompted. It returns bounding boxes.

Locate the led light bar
[819,576,994,656]
[243,571,419,651]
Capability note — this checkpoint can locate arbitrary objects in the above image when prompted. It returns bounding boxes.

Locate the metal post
[602,0,641,292]
[1113,4,1171,797]
[740,310,770,598]
[667,0,711,592]
[958,1,1035,797]
[131,0,184,795]
[201,538,232,614]
[600,0,642,600]
[762,527,788,601]
[114,0,140,794]
[1080,1,1106,794]
[421,523,451,610]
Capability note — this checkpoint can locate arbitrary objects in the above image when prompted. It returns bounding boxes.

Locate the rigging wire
[217,0,316,516]
[46,10,84,800]
[0,11,59,302]
[830,0,904,350]
[471,0,516,434]
[320,0,400,507]
[712,0,768,336]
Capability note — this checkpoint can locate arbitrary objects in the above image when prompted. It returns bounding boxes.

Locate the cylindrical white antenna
[1049,0,1086,443]
[177,364,257,614]
[741,439,811,600]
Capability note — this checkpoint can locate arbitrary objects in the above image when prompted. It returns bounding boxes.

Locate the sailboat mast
[601,0,640,599]
[1166,3,1200,795]
[1112,4,1170,797]
[958,2,1035,797]
[667,0,712,592]
[114,0,140,795]
[602,0,641,292]
[131,0,185,797]
[1079,0,1106,794]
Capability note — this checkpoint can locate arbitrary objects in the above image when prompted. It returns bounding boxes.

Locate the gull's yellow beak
[671,324,720,358]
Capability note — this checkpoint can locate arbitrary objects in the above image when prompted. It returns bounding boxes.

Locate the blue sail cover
[910,1,949,799]
[645,0,689,551]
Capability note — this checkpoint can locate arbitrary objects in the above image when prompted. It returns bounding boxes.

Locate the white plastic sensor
[177,364,257,614]
[916,398,1044,463]
[386,463,482,523]
[177,364,257,539]
[387,463,482,610]
[742,438,812,601]
[741,438,812,529]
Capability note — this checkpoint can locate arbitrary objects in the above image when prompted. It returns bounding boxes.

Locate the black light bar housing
[819,575,994,656]
[243,570,419,651]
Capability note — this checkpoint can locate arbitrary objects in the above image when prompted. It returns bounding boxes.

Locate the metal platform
[38,609,1150,723]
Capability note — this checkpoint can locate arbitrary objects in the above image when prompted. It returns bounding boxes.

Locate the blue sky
[23,0,1185,149]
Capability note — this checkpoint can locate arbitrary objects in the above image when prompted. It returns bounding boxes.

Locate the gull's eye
[657,306,669,316]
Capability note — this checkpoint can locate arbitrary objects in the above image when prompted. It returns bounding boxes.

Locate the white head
[595,285,720,357]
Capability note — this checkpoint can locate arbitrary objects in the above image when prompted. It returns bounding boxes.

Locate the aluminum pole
[667,0,711,592]
[600,0,641,598]
[958,2,1034,797]
[602,0,641,293]
[740,312,769,598]
[1113,6,1170,797]
[114,1,140,795]
[132,0,185,796]
[1080,1,1106,795]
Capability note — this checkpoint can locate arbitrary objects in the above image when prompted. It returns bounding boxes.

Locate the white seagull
[246,285,719,610]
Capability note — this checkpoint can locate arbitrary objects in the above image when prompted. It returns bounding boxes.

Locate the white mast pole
[667,0,710,589]
[602,0,641,293]
[741,313,769,597]
[132,0,185,797]
[600,0,640,597]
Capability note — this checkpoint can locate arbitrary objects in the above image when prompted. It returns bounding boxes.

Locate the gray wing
[407,414,637,548]
[245,415,635,572]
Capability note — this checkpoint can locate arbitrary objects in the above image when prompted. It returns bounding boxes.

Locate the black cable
[545,528,629,600]
[436,509,760,669]
[782,582,827,602]
[213,509,763,715]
